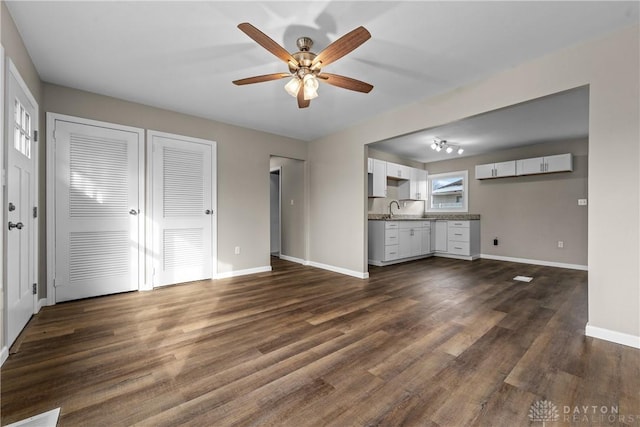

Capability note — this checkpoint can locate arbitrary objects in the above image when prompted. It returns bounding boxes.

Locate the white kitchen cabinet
[517,153,572,175]
[368,221,400,264]
[386,162,412,180]
[367,158,373,173]
[475,161,516,179]
[368,158,387,198]
[421,221,432,255]
[399,167,427,201]
[433,220,480,259]
[434,221,448,252]
[369,220,433,266]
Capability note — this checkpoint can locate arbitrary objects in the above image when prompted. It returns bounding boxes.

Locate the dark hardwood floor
[2,257,638,426]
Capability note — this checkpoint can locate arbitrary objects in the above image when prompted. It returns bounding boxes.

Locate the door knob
[129,209,138,216]
[205,209,212,215]
[8,221,23,230]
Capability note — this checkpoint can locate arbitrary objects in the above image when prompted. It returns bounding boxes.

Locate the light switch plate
[578,199,588,206]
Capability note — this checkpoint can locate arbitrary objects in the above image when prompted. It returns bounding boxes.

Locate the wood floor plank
[2,256,638,426]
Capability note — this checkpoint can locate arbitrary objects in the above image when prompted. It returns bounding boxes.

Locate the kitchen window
[427,170,468,212]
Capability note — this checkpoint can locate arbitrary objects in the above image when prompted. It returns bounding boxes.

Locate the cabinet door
[494,160,516,177]
[414,168,427,200]
[421,226,431,254]
[435,221,448,252]
[545,154,572,173]
[399,228,412,258]
[475,163,495,179]
[410,228,422,256]
[517,157,544,175]
[368,159,387,197]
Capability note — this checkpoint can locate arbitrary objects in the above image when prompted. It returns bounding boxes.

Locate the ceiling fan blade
[233,73,291,86]
[297,85,310,109]
[312,26,371,68]
[238,23,298,66]
[318,73,373,93]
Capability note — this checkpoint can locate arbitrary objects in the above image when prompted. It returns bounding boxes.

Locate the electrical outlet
[578,199,588,206]
[290,199,294,206]
[557,241,564,249]
[235,246,241,255]
[493,238,498,246]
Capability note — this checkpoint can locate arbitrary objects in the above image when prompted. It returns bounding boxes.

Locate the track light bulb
[458,148,464,155]
[430,142,437,150]
[446,146,453,154]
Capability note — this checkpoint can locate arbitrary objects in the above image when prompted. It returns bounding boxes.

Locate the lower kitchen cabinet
[368,220,434,266]
[368,219,480,266]
[435,220,481,260]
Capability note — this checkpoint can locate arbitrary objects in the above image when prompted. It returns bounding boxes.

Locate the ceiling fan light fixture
[303,74,319,100]
[458,148,464,155]
[284,77,301,97]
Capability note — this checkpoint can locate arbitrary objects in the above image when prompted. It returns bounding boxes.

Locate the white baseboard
[480,254,588,271]
[36,298,47,313]
[279,254,306,265]
[217,266,272,279]
[1,346,8,367]
[306,261,369,279]
[585,323,640,349]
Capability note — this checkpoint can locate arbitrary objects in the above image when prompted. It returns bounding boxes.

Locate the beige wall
[42,83,308,280]
[270,156,306,261]
[308,25,639,340]
[425,138,588,266]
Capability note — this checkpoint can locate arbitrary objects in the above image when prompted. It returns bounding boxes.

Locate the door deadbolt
[8,202,16,212]
[129,209,139,216]
[8,221,23,230]
[205,209,212,215]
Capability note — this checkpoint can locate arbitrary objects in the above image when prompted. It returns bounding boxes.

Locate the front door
[53,119,143,302]
[148,131,216,287]
[6,64,38,347]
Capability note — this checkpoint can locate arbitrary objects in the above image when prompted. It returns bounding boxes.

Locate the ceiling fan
[233,23,373,108]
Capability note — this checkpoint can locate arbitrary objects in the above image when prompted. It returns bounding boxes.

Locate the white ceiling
[6,1,639,144]
[371,86,590,163]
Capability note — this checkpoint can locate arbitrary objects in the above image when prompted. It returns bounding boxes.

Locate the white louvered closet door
[150,132,214,287]
[55,121,142,302]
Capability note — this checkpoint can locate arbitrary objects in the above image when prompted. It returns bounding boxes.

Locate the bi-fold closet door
[48,114,216,303]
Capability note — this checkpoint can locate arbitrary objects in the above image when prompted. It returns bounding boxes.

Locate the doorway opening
[269,156,306,269]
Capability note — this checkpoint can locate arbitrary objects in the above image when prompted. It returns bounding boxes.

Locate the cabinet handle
[454,233,462,236]
[454,247,463,250]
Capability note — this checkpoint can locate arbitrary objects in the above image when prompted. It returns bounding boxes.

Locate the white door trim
[0,45,4,364]
[270,166,282,257]
[145,130,217,288]
[46,113,145,304]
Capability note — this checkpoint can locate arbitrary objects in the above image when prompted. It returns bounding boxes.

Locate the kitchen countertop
[369,214,481,221]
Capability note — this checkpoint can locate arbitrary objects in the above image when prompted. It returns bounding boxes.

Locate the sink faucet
[389,200,400,217]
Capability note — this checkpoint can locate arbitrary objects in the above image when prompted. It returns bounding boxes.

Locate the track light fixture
[430,138,464,156]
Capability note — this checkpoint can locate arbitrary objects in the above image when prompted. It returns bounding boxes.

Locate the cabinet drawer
[448,221,469,228]
[385,245,400,260]
[385,229,399,245]
[447,241,470,255]
[385,221,399,230]
[448,227,470,242]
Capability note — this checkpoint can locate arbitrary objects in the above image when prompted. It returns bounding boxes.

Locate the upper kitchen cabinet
[368,158,387,198]
[399,168,427,201]
[517,153,573,175]
[475,161,516,179]
[386,162,412,180]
